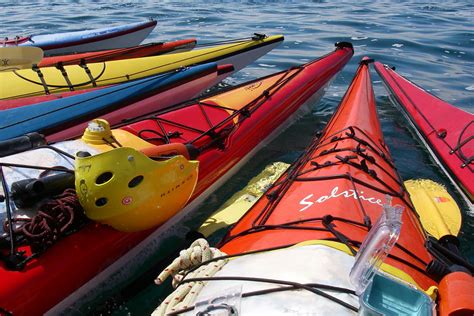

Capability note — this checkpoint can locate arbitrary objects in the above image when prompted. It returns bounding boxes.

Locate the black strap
[32,65,50,95]
[322,215,358,256]
[79,59,97,87]
[55,62,74,91]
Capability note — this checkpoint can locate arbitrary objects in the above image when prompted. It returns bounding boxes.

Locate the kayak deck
[374,62,473,210]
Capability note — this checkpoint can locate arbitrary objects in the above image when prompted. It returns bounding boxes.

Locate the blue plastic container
[359,272,433,316]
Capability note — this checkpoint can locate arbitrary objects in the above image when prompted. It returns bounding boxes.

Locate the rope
[452,120,473,168]
[153,239,228,316]
[3,189,87,254]
[156,239,360,315]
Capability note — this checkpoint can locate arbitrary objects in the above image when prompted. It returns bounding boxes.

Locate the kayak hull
[374,62,473,210]
[0,44,353,315]
[2,20,157,56]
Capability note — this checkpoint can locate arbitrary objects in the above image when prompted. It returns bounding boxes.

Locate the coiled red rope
[3,189,87,252]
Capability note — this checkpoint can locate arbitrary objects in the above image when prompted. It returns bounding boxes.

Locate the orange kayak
[154,59,474,315]
[220,57,433,284]
[37,39,197,67]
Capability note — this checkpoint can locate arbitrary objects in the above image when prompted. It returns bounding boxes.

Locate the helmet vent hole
[96,172,113,185]
[128,175,144,188]
[95,197,108,207]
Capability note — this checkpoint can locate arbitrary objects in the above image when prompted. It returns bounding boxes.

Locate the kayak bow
[374,62,473,211]
[1,20,157,56]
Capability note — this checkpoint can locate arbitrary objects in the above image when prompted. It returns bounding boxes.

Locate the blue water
[2,1,473,314]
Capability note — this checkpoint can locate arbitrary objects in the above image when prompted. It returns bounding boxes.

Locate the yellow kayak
[0,34,283,99]
[199,162,290,237]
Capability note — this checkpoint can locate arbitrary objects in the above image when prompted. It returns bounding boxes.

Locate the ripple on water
[351,36,369,40]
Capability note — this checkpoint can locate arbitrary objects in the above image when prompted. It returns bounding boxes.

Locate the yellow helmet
[75,147,198,232]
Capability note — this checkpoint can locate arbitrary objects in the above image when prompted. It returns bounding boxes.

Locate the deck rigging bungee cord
[3,34,277,100]
[0,60,306,270]
[378,63,473,175]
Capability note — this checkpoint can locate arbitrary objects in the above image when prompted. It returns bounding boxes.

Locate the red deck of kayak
[0,87,102,110]
[220,60,436,290]
[38,39,197,67]
[0,45,353,315]
[45,64,235,142]
[375,62,473,204]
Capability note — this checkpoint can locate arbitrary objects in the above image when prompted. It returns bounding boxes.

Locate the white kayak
[1,20,157,56]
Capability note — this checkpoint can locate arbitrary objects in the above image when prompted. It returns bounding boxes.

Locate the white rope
[152,238,228,315]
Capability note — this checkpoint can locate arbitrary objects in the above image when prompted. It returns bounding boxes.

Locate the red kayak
[0,43,353,315]
[37,39,197,68]
[153,59,474,316]
[375,62,473,209]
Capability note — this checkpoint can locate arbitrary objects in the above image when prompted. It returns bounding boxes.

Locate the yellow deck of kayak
[199,162,290,237]
[0,35,283,99]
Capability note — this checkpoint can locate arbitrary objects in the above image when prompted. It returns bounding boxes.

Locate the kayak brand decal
[434,196,450,203]
[298,186,383,212]
[245,81,263,91]
[159,173,195,198]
